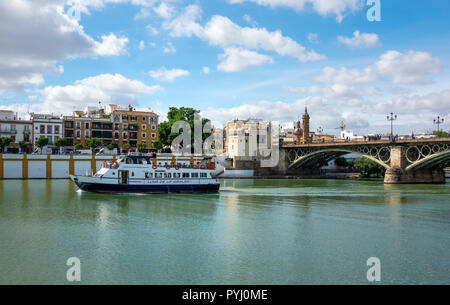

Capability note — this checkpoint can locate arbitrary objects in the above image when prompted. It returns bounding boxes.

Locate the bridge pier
[384,167,445,184]
[384,146,446,184]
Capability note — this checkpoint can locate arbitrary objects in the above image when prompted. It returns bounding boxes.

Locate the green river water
[0,178,449,284]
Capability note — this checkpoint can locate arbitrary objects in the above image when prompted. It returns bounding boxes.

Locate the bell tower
[302,107,310,143]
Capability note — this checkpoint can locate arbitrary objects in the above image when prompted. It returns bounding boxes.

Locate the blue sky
[1,0,450,135]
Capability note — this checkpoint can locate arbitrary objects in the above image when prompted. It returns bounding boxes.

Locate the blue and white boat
[70,154,220,194]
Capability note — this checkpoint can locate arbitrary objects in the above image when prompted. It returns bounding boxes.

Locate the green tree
[106,142,118,151]
[433,130,449,138]
[74,142,84,150]
[19,141,28,153]
[0,137,13,153]
[354,157,386,178]
[55,138,68,154]
[157,107,211,152]
[335,157,349,167]
[123,143,131,151]
[86,138,101,152]
[35,137,49,153]
[152,140,163,150]
[137,142,146,152]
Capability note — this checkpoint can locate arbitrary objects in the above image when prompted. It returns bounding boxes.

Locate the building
[0,110,32,153]
[293,107,311,144]
[223,118,272,169]
[31,114,63,150]
[62,104,159,150]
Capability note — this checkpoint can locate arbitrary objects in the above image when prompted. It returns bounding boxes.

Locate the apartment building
[0,110,32,152]
[31,114,63,148]
[63,104,159,150]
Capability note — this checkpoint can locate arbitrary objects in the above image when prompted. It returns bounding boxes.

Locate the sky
[1,0,450,136]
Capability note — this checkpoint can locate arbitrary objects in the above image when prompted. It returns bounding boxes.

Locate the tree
[433,130,449,138]
[0,137,13,153]
[35,137,49,153]
[157,107,211,152]
[123,143,131,151]
[19,141,28,153]
[86,138,101,152]
[152,140,163,150]
[335,157,349,167]
[74,142,84,150]
[55,138,68,154]
[354,157,386,178]
[137,142,146,152]
[107,143,118,151]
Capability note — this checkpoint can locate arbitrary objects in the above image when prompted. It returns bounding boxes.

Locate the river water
[0,179,448,284]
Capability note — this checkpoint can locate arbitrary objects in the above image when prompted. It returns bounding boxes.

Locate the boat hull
[71,176,220,194]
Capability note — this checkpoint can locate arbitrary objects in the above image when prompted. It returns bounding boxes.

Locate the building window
[55,126,60,134]
[151,125,156,130]
[142,133,146,138]
[142,124,146,130]
[142,116,146,122]
[76,130,81,138]
[114,123,119,130]
[130,116,137,121]
[40,125,45,134]
[123,124,128,130]
[151,133,156,138]
[47,125,52,134]
[85,122,90,129]
[114,132,119,139]
[122,115,128,120]
[76,122,81,129]
[123,132,128,139]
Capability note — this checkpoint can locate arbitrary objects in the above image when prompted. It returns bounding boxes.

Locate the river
[0,179,449,284]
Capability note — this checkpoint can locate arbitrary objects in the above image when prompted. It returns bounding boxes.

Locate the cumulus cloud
[287,84,379,100]
[307,33,319,44]
[163,5,324,66]
[315,50,443,85]
[0,1,128,92]
[217,47,274,72]
[337,30,380,48]
[149,67,190,81]
[202,66,210,74]
[163,42,176,54]
[227,0,364,22]
[5,73,161,116]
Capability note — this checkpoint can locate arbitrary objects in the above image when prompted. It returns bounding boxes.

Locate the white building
[0,110,32,152]
[341,130,364,141]
[31,114,63,148]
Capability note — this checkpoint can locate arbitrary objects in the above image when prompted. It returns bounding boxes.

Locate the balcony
[0,129,17,134]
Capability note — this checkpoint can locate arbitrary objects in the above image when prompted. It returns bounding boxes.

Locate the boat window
[125,158,133,164]
[164,173,167,178]
[137,158,148,164]
[183,173,189,178]
[200,173,207,178]
[167,173,172,178]
[191,173,199,178]
[131,171,135,177]
[145,172,152,179]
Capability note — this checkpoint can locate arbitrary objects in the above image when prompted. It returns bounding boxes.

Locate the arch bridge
[282,138,450,184]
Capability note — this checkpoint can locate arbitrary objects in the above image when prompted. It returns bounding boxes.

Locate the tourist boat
[70,154,220,194]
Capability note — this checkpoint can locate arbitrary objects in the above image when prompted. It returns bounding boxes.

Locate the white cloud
[227,0,364,22]
[149,67,190,81]
[94,33,129,55]
[145,25,160,35]
[307,33,319,44]
[153,2,174,19]
[287,84,379,100]
[5,73,161,116]
[375,50,443,85]
[163,42,176,54]
[217,47,274,72]
[370,90,450,115]
[202,66,210,74]
[139,40,145,50]
[164,5,324,64]
[0,1,128,92]
[316,50,443,85]
[337,30,380,48]
[243,14,257,26]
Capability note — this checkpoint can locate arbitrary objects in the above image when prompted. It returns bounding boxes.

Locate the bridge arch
[288,148,390,169]
[405,150,450,172]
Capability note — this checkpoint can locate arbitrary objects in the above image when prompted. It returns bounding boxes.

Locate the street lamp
[317,127,323,134]
[387,112,397,141]
[433,116,444,132]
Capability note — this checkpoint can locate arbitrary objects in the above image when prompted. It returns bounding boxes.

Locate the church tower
[293,119,302,143]
[302,107,310,143]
